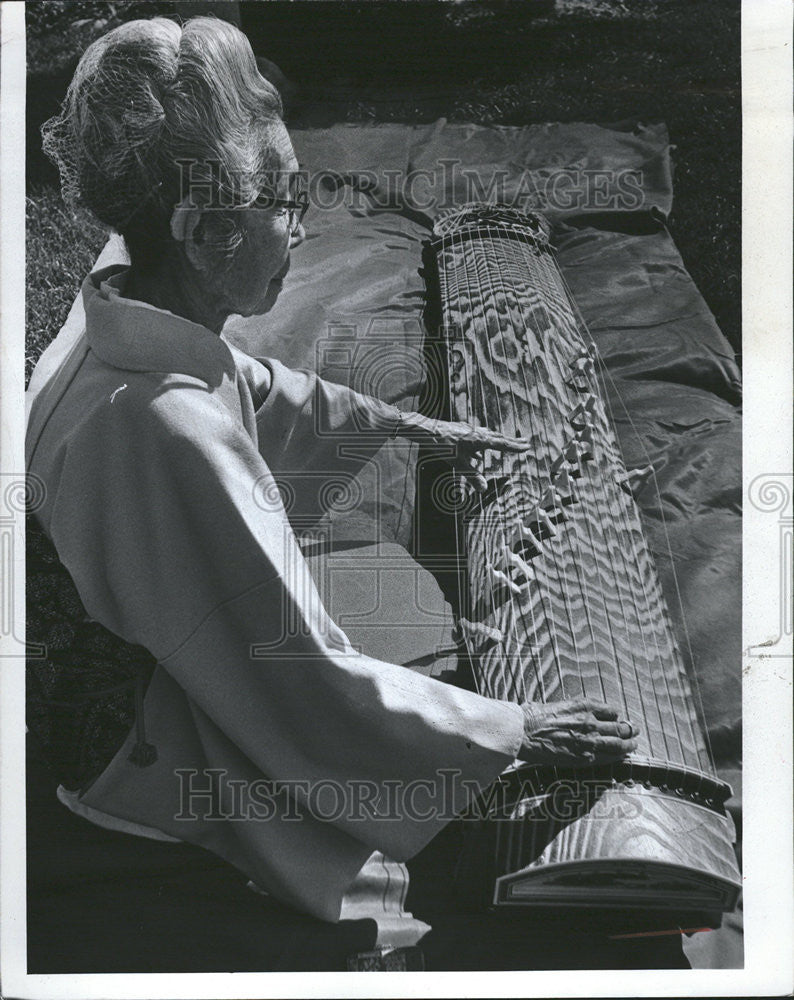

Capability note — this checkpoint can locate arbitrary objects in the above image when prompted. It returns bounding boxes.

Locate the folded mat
[28,120,741,971]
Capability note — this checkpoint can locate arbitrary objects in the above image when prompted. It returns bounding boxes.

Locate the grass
[26,190,108,382]
[26,0,741,386]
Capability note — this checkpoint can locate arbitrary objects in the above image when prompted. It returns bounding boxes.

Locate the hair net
[42,16,284,241]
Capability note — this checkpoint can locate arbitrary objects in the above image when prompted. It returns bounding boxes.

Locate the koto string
[591,347,705,773]
[465,231,570,708]
[512,223,651,790]
[484,224,600,706]
[438,231,485,696]
[536,242,664,765]
[464,227,575,721]
[506,224,643,759]
[524,229,667,769]
[454,229,532,703]
[550,246,707,771]
[439,230,511,880]
[499,223,622,711]
[553,253,713,776]
[444,230,526,702]
[446,231,506,691]
[523,230,669,765]
[441,228,530,876]
[466,227,561,870]
[533,237,683,769]
[590,346,709,775]
[487,221,612,841]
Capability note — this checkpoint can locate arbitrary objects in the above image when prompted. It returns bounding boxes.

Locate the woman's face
[211,123,306,318]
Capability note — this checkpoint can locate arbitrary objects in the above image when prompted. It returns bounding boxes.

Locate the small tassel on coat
[128,663,158,768]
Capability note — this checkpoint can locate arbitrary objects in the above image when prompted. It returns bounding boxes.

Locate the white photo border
[1,0,791,995]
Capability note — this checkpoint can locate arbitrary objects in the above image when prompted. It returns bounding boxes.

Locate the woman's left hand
[395,411,530,493]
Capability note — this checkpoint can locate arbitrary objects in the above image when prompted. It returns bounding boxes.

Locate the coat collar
[83,265,237,385]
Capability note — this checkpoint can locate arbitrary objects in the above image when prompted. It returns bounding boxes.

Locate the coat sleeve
[48,379,524,861]
[251,356,405,474]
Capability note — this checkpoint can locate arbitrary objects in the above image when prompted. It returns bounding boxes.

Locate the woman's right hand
[517,699,639,767]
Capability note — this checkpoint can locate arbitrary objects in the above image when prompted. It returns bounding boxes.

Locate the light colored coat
[26,264,523,938]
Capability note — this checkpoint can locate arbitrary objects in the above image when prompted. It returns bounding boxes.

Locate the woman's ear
[170,199,211,273]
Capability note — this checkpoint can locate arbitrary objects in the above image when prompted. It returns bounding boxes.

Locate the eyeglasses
[249,179,308,235]
[274,190,309,235]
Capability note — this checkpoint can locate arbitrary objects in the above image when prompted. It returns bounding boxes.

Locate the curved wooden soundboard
[430,205,741,924]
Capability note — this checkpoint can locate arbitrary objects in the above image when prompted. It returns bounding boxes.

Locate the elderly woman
[27,17,636,941]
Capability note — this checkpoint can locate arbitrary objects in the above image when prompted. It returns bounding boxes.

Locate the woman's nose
[289,223,305,249]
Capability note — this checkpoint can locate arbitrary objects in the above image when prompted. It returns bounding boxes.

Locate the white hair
[42,16,284,267]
